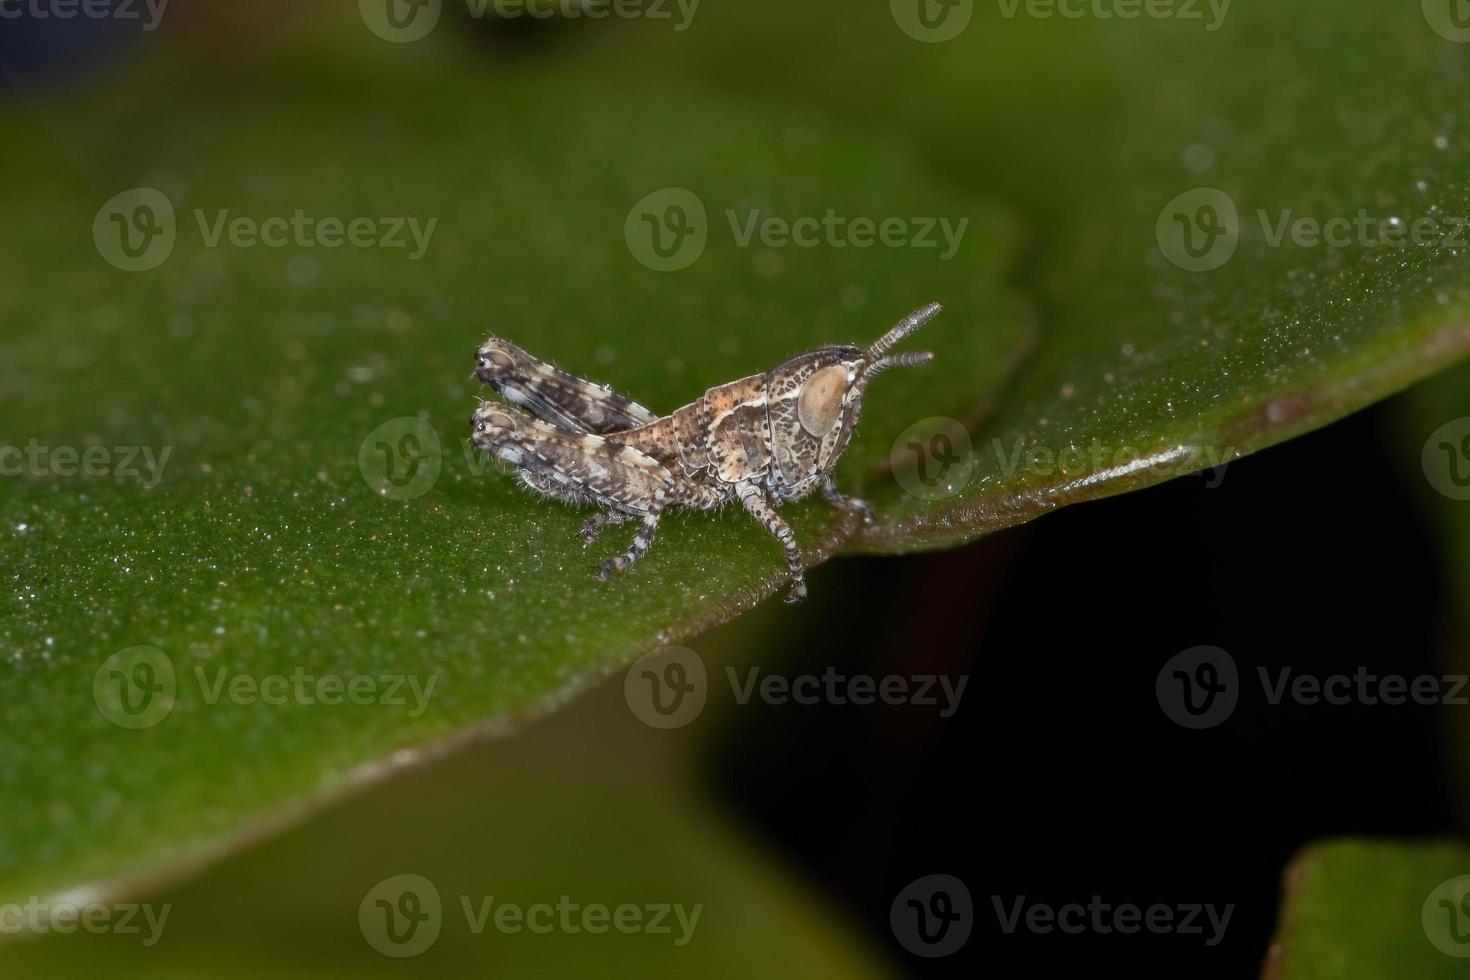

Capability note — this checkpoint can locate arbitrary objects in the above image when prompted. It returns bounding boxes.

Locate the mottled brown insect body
[471,303,940,601]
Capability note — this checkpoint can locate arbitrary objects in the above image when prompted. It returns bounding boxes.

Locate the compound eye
[797,365,848,436]
[475,343,516,380]
[475,407,517,434]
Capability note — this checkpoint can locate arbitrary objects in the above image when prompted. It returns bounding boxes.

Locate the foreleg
[820,475,875,525]
[737,482,807,603]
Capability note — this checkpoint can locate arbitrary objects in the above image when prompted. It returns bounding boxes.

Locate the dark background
[713,395,1454,977]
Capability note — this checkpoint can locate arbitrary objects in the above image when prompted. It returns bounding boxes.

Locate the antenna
[867,302,942,359]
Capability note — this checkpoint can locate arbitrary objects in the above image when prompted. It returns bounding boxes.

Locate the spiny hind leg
[516,469,632,545]
[472,402,679,577]
[737,483,807,603]
[821,475,874,526]
[596,502,664,580]
[516,465,592,508]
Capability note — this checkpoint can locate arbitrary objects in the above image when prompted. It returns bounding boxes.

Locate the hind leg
[476,337,658,434]
[596,503,665,580]
[474,402,705,578]
[579,509,633,545]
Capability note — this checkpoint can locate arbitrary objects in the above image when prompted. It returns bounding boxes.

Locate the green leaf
[1264,838,1470,979]
[0,686,892,977]
[597,0,1470,551]
[0,33,1027,905]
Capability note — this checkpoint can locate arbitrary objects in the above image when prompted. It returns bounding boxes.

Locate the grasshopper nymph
[471,303,940,602]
